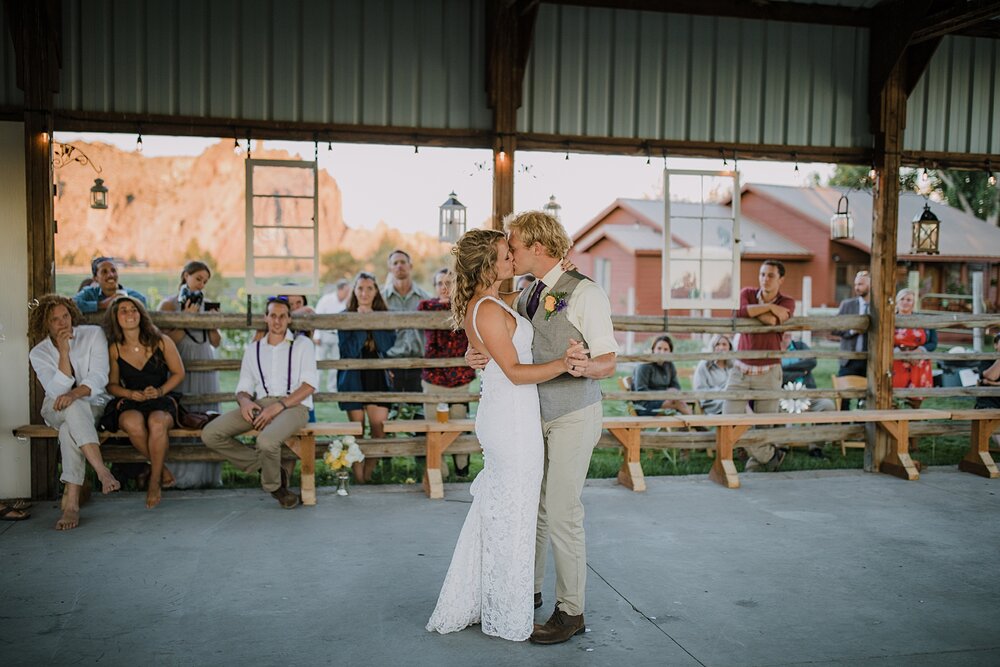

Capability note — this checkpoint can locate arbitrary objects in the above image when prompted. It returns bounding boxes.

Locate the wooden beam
[486,0,537,230]
[911,1,1000,44]
[868,0,934,133]
[545,0,870,27]
[867,62,907,473]
[904,36,944,96]
[518,133,870,164]
[55,110,492,149]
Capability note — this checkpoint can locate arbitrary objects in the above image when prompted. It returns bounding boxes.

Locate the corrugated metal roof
[54,0,491,130]
[905,36,1000,155]
[575,197,812,257]
[519,3,872,148]
[747,183,1000,258]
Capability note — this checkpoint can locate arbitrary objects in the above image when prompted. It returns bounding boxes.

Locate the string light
[327,140,333,152]
[564,151,569,160]
[868,162,877,181]
[232,137,243,155]
[921,165,929,182]
[987,161,996,187]
[246,131,251,159]
[792,153,799,172]
[414,145,419,154]
[135,130,143,153]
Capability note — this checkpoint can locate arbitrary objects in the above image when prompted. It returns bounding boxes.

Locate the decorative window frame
[244,158,320,296]
[661,169,742,310]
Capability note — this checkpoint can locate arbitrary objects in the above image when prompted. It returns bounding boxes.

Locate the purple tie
[526,280,545,318]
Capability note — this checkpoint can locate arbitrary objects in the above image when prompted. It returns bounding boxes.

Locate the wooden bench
[383,416,692,498]
[667,410,952,489]
[12,422,363,506]
[950,409,1000,479]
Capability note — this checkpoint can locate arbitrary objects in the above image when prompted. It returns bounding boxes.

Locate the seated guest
[632,335,692,416]
[338,272,396,483]
[418,268,476,477]
[253,293,315,341]
[159,260,223,489]
[102,296,185,509]
[74,257,146,313]
[693,334,733,415]
[202,296,317,509]
[28,295,121,530]
[892,288,933,409]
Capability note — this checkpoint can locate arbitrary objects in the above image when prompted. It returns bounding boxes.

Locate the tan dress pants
[534,401,602,617]
[723,364,782,464]
[41,398,103,486]
[201,398,308,492]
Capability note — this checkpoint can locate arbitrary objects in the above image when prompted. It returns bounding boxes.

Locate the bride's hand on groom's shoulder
[465,346,490,370]
[560,257,577,272]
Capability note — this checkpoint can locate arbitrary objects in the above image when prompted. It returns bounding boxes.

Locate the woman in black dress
[102,296,185,508]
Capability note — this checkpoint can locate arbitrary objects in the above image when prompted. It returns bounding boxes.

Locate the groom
[472,211,618,644]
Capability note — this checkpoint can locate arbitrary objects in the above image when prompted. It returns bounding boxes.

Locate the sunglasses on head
[267,296,290,304]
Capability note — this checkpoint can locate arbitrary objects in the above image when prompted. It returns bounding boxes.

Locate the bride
[426,228,581,641]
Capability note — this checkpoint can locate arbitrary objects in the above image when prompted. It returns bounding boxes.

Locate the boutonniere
[543,291,569,320]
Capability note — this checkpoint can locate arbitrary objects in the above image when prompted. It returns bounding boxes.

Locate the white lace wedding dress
[426,296,544,641]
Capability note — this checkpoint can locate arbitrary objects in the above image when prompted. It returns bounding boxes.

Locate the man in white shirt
[314,278,352,392]
[28,295,121,531]
[202,296,318,509]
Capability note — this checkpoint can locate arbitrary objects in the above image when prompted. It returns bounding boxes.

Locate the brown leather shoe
[270,467,300,509]
[534,592,543,609]
[529,606,585,645]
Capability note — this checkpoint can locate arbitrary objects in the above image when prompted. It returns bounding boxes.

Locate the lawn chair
[832,374,867,456]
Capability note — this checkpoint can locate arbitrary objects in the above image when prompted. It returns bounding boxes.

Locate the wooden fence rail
[76,310,998,407]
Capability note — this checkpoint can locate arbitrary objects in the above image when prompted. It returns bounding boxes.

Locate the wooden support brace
[959,418,1000,479]
[423,431,462,499]
[285,436,317,505]
[708,424,750,489]
[608,427,645,492]
[877,420,920,481]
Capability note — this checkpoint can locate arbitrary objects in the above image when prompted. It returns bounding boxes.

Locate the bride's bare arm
[470,300,572,385]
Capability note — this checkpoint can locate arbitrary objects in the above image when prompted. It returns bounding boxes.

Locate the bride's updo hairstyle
[450,228,506,330]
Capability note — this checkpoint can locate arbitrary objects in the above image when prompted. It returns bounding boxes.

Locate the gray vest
[516,270,603,422]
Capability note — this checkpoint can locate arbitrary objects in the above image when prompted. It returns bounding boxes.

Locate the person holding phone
[158,260,223,489]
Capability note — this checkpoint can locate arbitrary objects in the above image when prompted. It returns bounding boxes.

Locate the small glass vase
[335,469,351,496]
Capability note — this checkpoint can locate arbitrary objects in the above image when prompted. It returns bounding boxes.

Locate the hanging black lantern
[90,178,108,210]
[910,202,940,255]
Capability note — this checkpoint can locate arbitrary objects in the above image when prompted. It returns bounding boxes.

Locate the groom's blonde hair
[504,211,571,259]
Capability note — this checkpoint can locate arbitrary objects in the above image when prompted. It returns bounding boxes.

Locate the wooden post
[867,62,906,472]
[8,0,62,498]
[486,0,537,232]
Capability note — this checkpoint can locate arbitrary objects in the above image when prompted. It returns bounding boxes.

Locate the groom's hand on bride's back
[465,346,490,370]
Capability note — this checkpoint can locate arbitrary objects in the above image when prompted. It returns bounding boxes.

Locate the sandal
[0,503,30,521]
[8,498,32,511]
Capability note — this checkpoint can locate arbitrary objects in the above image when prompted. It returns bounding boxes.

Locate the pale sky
[56,132,834,237]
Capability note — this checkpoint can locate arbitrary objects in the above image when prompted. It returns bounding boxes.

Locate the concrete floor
[2,467,999,667]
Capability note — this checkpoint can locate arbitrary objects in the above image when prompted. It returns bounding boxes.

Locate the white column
[0,121,31,498]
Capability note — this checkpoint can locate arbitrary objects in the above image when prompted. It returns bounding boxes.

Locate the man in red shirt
[724,259,796,472]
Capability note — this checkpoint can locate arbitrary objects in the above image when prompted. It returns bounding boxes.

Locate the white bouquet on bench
[780,381,812,414]
[324,436,365,496]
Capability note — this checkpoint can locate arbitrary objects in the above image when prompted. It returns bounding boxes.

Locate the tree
[828,165,999,226]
